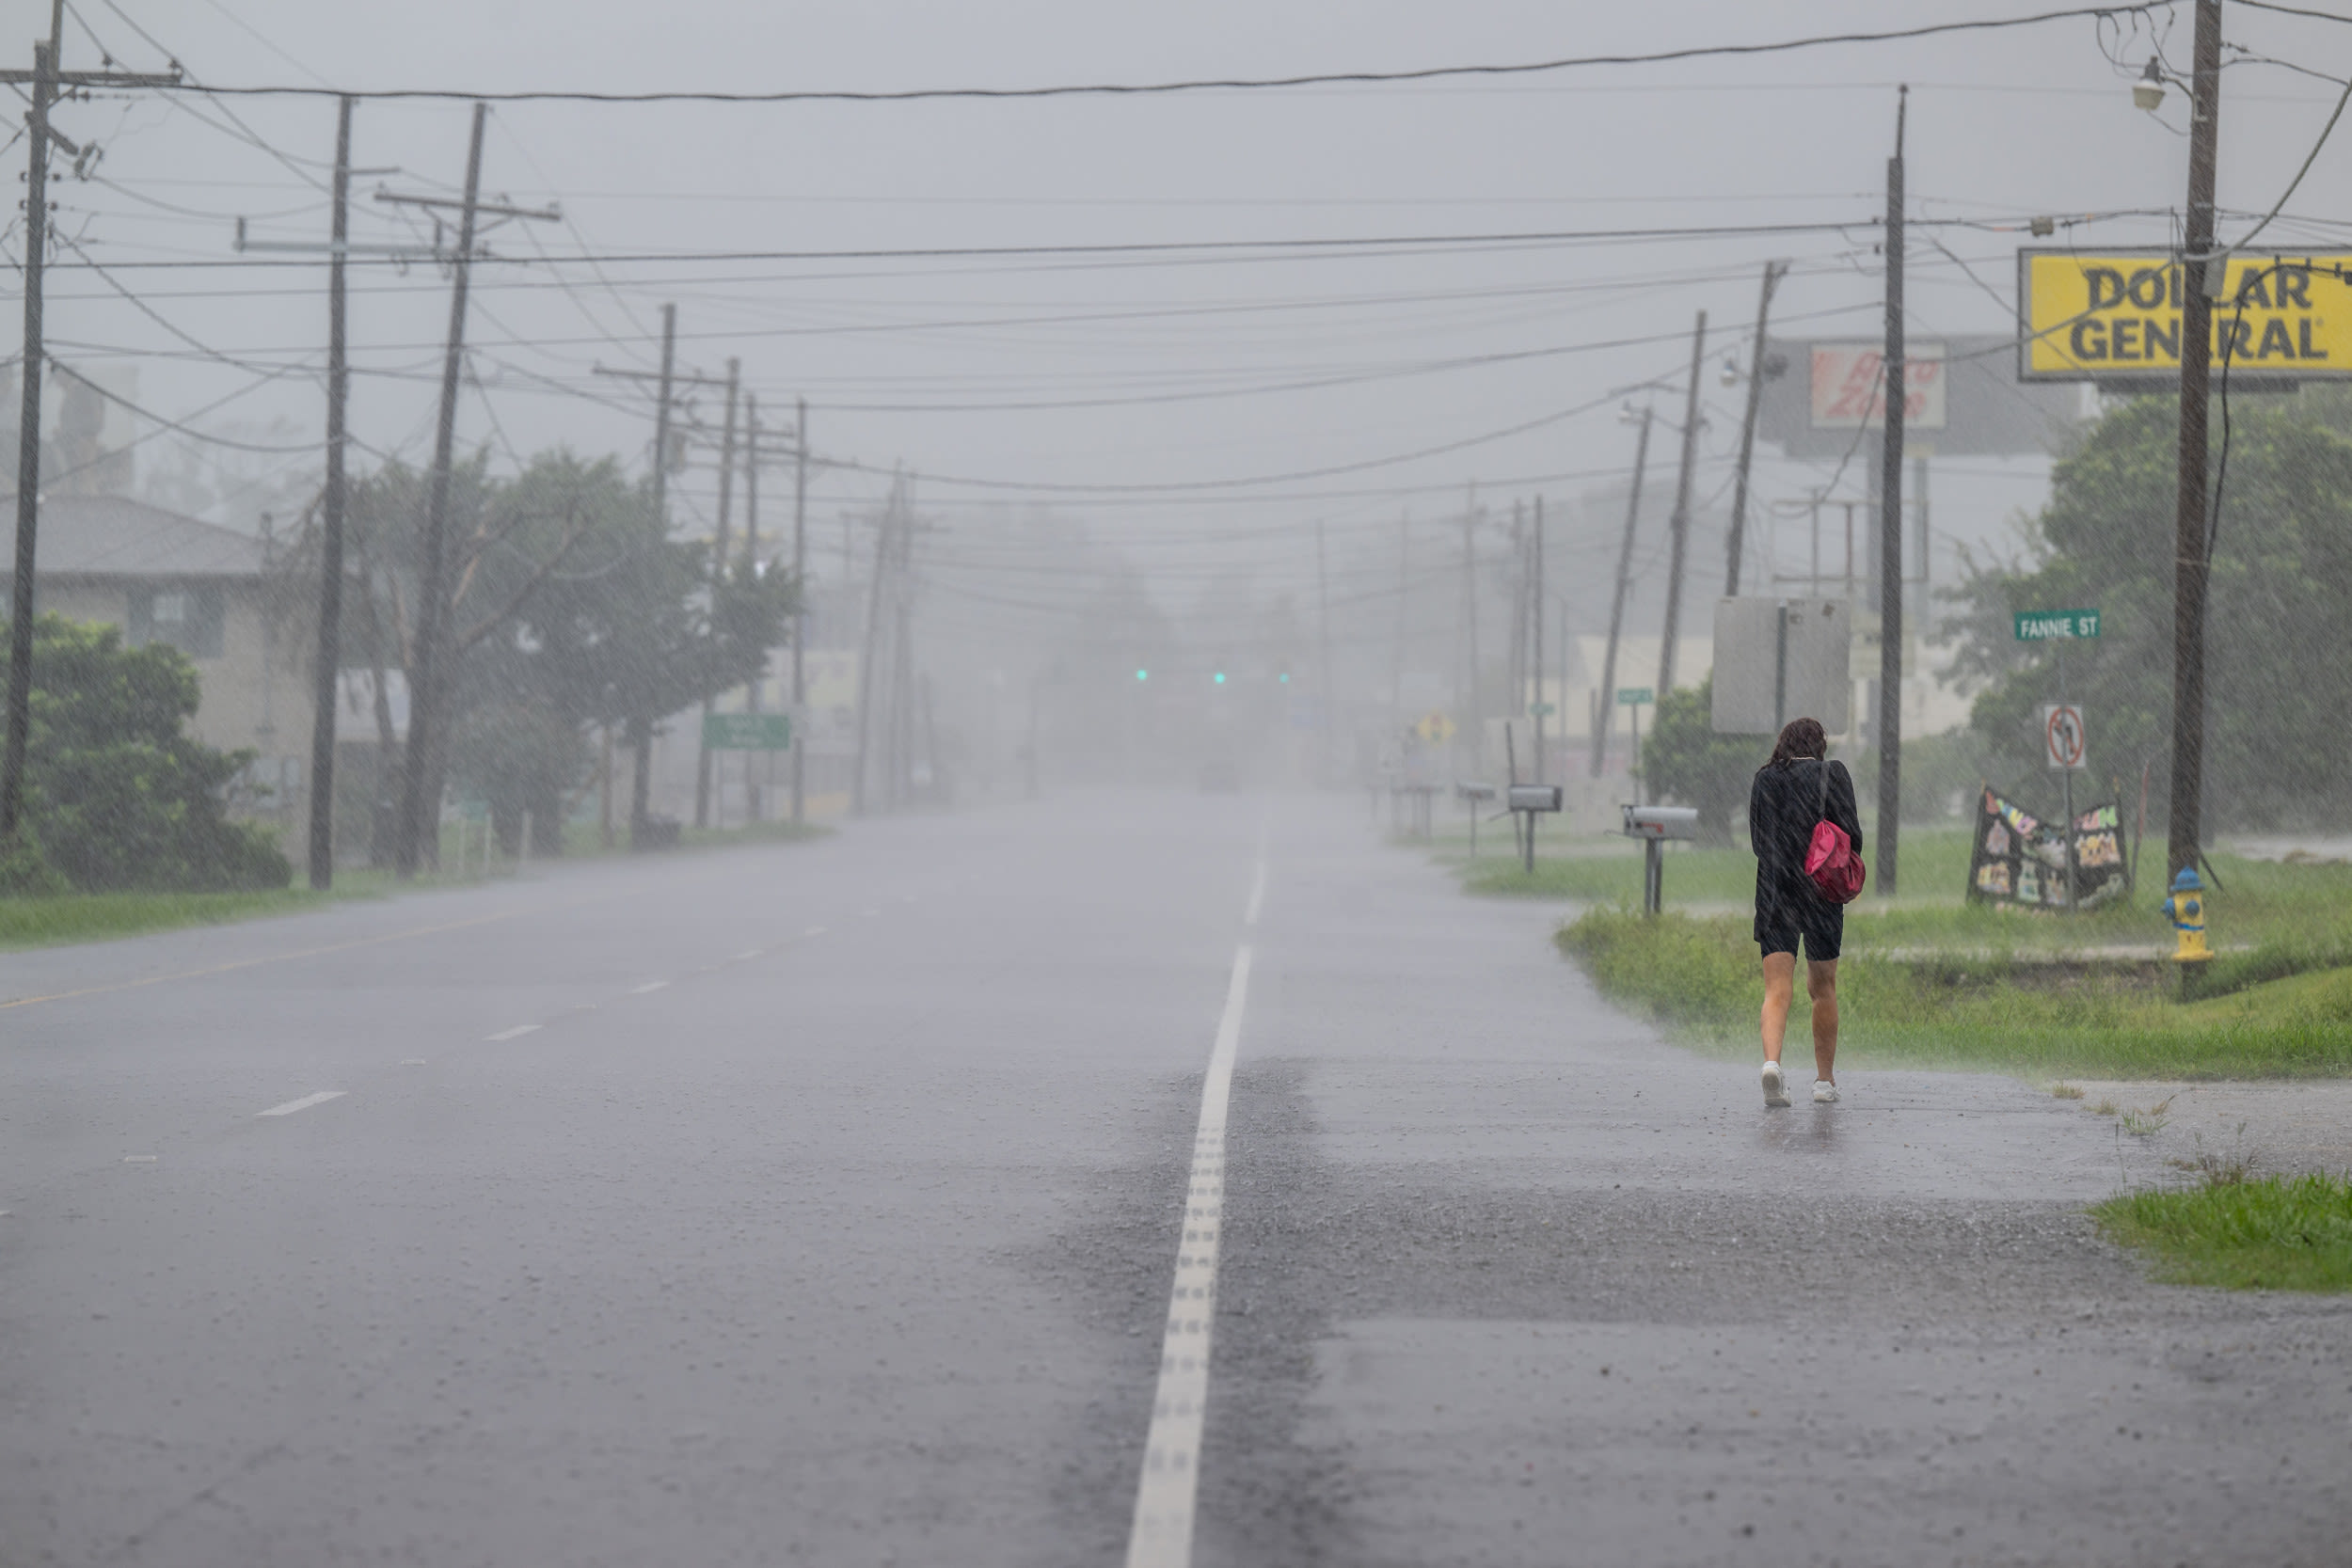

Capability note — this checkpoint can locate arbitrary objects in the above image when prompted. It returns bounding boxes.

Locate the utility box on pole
[1709,597,1851,736]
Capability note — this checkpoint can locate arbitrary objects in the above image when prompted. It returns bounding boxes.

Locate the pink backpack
[1804,758,1867,904]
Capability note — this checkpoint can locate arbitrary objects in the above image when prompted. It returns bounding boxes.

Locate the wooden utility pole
[1724,261,1788,597]
[693,356,741,829]
[1875,87,1909,897]
[791,399,809,825]
[1658,311,1707,696]
[851,480,898,816]
[305,95,355,890]
[1458,499,1479,765]
[1,15,178,844]
[1592,408,1651,777]
[741,392,763,823]
[1316,517,1335,779]
[2167,3,2224,882]
[392,101,489,879]
[1531,495,1546,784]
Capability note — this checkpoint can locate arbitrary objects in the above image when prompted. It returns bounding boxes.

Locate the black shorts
[1755,875,1843,961]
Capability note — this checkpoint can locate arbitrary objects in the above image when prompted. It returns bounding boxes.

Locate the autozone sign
[2018,248,2352,383]
[1808,341,1947,429]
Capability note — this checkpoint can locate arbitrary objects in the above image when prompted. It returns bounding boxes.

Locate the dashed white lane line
[803,926,827,936]
[630,981,669,994]
[1243,858,1268,927]
[736,949,761,961]
[256,1090,346,1118]
[121,1155,157,1164]
[1124,875,1262,1568]
[484,1024,540,1041]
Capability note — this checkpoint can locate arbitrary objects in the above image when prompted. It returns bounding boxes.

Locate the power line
[149,6,2164,103]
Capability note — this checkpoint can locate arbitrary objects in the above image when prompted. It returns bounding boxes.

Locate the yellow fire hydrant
[2164,867,2211,997]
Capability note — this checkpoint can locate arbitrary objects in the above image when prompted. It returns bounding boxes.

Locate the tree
[321,449,797,858]
[6,616,290,893]
[1943,393,2352,830]
[1639,675,1763,844]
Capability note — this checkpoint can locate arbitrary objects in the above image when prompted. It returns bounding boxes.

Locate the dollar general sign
[2018,249,2352,383]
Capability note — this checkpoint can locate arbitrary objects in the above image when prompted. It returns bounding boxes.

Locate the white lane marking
[485,1024,540,1042]
[736,950,761,961]
[630,981,669,994]
[400,1058,427,1067]
[121,1155,157,1164]
[1243,858,1268,927]
[1124,937,1257,1568]
[803,926,827,936]
[256,1090,347,1118]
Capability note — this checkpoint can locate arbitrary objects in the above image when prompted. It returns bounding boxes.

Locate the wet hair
[1767,717,1829,768]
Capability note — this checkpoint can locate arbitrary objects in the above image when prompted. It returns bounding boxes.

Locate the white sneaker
[1813,1080,1840,1103]
[1761,1060,1791,1108]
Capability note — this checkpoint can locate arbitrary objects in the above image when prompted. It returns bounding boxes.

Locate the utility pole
[693,356,741,829]
[791,398,809,825]
[2167,2,2223,883]
[594,312,733,845]
[1,14,178,845]
[741,391,762,823]
[1724,261,1788,597]
[391,101,487,879]
[851,479,898,816]
[1391,515,1408,732]
[1875,87,1909,897]
[1316,517,1335,781]
[1531,495,1546,784]
[1658,311,1707,696]
[1458,499,1479,768]
[387,103,557,876]
[306,95,354,890]
[1591,408,1652,777]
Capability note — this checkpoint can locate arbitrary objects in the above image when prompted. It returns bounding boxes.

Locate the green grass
[2093,1173,2352,1291]
[0,880,389,951]
[0,816,834,953]
[1558,905,2352,1079]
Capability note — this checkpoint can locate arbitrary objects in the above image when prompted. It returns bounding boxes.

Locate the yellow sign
[1414,711,1455,744]
[2018,249,2352,382]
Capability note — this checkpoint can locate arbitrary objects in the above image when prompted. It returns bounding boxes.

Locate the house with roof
[0,493,313,836]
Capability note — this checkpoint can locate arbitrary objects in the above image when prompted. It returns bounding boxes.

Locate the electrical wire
[153,6,2165,103]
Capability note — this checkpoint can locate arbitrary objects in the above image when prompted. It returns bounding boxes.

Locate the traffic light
[1136,668,1149,681]
[1279,671,1290,683]
[1213,672,1227,685]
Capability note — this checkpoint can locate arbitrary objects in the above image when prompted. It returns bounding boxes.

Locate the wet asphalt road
[2,790,2347,1567]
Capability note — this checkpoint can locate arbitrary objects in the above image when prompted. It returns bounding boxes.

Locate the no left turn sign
[2041,703,2088,771]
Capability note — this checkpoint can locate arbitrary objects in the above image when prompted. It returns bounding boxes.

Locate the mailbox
[1507,784,1564,814]
[1621,804,1699,841]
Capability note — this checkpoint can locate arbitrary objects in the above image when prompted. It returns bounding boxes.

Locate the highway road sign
[702,712,793,751]
[2015,608,2101,641]
[1529,701,1555,717]
[1616,687,1653,706]
[1414,711,1455,744]
[2041,704,2088,771]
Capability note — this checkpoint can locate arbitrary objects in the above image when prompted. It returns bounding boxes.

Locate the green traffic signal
[1136,669,1149,681]
[1213,672,1227,684]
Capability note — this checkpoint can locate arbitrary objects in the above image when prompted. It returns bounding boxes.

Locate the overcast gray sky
[12,1,2352,610]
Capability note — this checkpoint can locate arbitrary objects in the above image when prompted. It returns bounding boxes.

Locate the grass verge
[1558,906,2352,1078]
[2093,1173,2352,1291]
[0,817,834,953]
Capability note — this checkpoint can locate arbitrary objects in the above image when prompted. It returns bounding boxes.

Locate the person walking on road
[1749,718,1862,1108]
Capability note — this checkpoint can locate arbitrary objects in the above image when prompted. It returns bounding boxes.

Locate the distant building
[0,493,313,832]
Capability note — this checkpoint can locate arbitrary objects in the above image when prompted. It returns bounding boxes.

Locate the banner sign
[1965,787,2129,911]
[1808,341,1947,430]
[2018,248,2352,383]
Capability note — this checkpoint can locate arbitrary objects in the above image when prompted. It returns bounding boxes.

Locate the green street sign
[702,711,792,751]
[2013,608,2101,641]
[1616,687,1654,706]
[1529,701,1556,717]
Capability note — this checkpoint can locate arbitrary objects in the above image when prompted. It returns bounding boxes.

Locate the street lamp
[2133,58,2167,112]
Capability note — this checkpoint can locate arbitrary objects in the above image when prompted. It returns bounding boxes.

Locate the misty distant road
[2,792,2347,1567]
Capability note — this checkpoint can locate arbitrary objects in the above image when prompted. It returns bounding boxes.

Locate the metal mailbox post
[1508,784,1563,874]
[1621,803,1699,914]
[1455,782,1497,858]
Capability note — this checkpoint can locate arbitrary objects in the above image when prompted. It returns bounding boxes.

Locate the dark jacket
[1749,757,1863,887]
